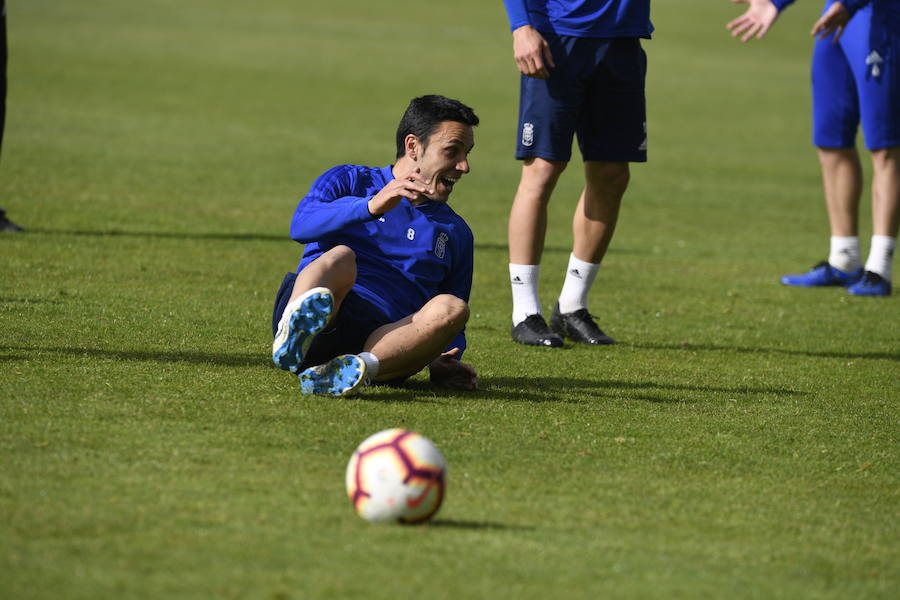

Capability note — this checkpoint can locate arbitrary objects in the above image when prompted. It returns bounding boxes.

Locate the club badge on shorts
[522,122,534,147]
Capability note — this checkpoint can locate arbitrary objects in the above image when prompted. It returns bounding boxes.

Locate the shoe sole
[272,287,333,372]
[848,286,891,297]
[299,354,367,397]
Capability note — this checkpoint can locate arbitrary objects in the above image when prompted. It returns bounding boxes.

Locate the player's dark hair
[395,95,479,159]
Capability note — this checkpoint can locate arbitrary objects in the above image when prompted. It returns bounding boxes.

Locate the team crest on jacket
[434,232,449,259]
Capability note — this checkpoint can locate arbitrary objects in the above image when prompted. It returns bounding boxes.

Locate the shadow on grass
[1,345,263,368]
[427,519,534,531]
[23,229,576,256]
[628,341,900,362]
[26,228,286,243]
[367,376,805,404]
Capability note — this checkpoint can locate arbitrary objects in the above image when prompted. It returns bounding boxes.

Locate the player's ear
[404,134,419,161]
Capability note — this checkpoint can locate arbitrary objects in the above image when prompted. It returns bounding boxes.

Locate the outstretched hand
[512,25,555,79]
[811,2,850,43]
[428,347,478,391]
[368,167,434,216]
[726,0,780,42]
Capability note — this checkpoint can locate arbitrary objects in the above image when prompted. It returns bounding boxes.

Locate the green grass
[2,1,897,598]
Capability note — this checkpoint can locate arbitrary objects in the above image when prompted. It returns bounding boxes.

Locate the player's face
[416,121,474,203]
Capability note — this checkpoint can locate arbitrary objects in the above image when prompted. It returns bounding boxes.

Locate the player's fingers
[832,25,844,44]
[741,23,761,42]
[542,42,555,69]
[726,16,746,32]
[728,19,751,36]
[811,16,828,36]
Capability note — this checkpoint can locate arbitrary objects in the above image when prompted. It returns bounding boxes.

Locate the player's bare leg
[870,147,900,238]
[551,160,628,346]
[572,160,629,263]
[508,157,567,265]
[508,158,568,346]
[818,147,862,237]
[273,245,357,372]
[362,294,469,381]
[850,146,900,296]
[288,244,357,312]
[782,148,865,287]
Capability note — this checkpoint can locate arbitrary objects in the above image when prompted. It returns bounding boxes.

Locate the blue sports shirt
[290,164,474,356]
[502,0,653,38]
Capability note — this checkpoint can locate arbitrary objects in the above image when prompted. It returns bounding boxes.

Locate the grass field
[1,1,897,598]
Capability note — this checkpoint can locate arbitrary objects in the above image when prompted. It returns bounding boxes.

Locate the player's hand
[368,168,434,216]
[428,348,478,391]
[512,25,555,79]
[811,2,850,43]
[726,0,780,42]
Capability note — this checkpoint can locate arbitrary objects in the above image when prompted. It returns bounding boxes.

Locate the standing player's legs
[550,37,646,346]
[508,33,584,347]
[852,146,900,295]
[840,5,899,296]
[508,156,567,345]
[781,26,864,287]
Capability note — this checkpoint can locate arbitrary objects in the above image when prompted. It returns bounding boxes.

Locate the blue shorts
[272,272,392,371]
[811,2,899,150]
[516,33,647,163]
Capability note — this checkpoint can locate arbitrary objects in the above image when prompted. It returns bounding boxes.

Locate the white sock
[864,235,896,282]
[510,264,542,325]
[557,254,600,314]
[828,236,861,272]
[358,352,380,379]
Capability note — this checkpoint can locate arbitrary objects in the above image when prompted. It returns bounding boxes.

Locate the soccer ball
[345,429,447,524]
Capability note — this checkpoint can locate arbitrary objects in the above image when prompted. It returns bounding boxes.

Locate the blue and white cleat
[781,261,862,288]
[847,271,892,297]
[272,287,334,373]
[298,354,367,397]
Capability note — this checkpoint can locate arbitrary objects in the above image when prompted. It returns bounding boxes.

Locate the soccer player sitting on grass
[271,95,479,396]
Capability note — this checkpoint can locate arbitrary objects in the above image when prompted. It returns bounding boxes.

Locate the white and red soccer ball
[345,429,446,524]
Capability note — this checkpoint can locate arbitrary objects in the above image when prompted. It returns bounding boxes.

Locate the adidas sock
[828,236,861,273]
[358,352,380,379]
[510,264,542,325]
[557,254,600,314]
[864,235,896,282]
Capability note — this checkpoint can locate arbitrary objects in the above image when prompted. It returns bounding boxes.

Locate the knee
[521,158,568,192]
[427,294,470,331]
[871,147,900,173]
[323,245,356,270]
[585,161,630,193]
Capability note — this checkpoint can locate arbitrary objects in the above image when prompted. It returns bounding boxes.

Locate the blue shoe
[781,261,862,287]
[272,287,333,372]
[298,354,367,397]
[847,271,892,297]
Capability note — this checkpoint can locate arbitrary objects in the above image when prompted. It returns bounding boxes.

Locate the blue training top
[771,0,874,17]
[290,164,474,356]
[502,0,653,38]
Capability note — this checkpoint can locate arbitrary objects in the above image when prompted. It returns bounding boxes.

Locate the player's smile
[417,120,474,203]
